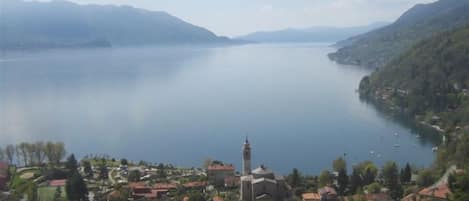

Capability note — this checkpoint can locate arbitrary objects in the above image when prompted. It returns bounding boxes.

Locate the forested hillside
[329,0,469,69]
[359,26,469,133]
[0,0,232,49]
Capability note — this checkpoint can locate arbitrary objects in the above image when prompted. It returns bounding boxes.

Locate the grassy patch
[38,186,67,201]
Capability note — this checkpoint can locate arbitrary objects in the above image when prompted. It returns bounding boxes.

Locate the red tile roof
[49,179,66,187]
[183,181,207,188]
[128,182,147,189]
[208,164,235,171]
[418,183,451,199]
[153,183,177,190]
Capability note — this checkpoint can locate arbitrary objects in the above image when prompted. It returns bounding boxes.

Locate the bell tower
[242,137,251,175]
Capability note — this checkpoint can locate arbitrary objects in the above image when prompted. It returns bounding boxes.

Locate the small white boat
[432,146,438,152]
[370,150,375,155]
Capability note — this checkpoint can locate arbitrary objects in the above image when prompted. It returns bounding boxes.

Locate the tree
[5,144,16,164]
[98,163,108,180]
[120,158,128,166]
[337,168,349,195]
[45,142,67,165]
[400,163,412,184]
[54,186,63,201]
[333,157,346,172]
[66,170,88,201]
[82,161,93,178]
[382,161,402,199]
[319,170,332,187]
[128,170,141,182]
[17,143,30,166]
[0,147,5,161]
[365,182,382,194]
[66,154,78,174]
[449,171,469,201]
[28,184,38,201]
[416,169,435,187]
[202,158,213,170]
[289,168,302,188]
[350,167,363,194]
[188,192,205,201]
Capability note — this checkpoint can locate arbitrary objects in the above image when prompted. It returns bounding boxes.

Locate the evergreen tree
[403,163,412,183]
[449,171,469,201]
[82,161,92,178]
[349,167,363,194]
[66,170,88,201]
[66,154,78,174]
[54,187,62,201]
[289,168,302,188]
[337,168,349,195]
[382,161,402,199]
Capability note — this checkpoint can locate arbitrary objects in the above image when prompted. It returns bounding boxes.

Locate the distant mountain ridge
[0,0,235,50]
[236,22,389,43]
[329,0,469,69]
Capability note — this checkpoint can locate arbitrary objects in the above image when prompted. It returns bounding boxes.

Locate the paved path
[431,165,457,188]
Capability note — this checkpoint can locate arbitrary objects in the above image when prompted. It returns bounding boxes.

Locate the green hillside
[359,25,469,133]
[329,0,469,69]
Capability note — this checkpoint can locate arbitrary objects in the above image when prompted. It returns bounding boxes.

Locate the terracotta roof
[213,196,224,201]
[49,179,66,187]
[208,164,235,171]
[128,182,147,189]
[418,183,451,199]
[183,181,207,188]
[302,193,320,200]
[153,183,177,190]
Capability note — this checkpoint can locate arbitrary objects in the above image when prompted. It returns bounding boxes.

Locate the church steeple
[242,137,251,175]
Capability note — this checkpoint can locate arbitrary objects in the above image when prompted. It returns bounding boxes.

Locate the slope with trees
[329,0,469,69]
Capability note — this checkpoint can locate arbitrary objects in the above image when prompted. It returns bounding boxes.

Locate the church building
[240,138,291,201]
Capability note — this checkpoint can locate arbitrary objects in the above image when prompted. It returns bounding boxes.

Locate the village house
[402,183,451,201]
[207,164,235,186]
[129,182,176,200]
[302,193,321,201]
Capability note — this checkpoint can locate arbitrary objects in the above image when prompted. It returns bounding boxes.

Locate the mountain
[329,0,469,69]
[236,22,389,43]
[359,25,469,131]
[0,0,233,50]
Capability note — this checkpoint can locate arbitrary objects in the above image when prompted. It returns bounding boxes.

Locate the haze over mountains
[0,0,235,49]
[237,22,389,43]
[329,0,469,69]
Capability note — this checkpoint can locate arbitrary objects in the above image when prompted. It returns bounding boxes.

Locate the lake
[0,43,439,174]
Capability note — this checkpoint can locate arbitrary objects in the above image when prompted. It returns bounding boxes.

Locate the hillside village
[0,140,466,201]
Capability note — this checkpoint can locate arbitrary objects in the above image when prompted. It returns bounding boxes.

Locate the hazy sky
[65,0,436,37]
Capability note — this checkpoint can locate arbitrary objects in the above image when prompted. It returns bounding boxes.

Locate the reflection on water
[0,44,437,174]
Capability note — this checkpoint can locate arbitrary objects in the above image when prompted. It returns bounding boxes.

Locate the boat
[432,146,438,152]
[370,150,375,155]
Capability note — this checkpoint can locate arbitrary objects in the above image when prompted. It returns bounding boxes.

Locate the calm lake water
[0,43,439,174]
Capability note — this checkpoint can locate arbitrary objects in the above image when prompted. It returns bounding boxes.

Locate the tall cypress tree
[66,170,88,201]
